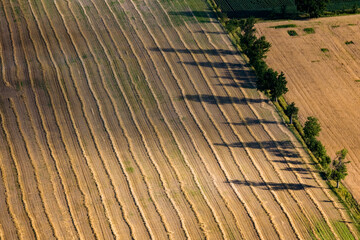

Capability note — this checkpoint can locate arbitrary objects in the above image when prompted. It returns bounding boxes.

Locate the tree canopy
[330,149,349,188]
[303,116,321,140]
[295,0,330,18]
[285,102,298,124]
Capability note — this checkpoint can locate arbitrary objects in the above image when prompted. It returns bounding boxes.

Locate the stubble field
[256,14,360,207]
[0,0,358,238]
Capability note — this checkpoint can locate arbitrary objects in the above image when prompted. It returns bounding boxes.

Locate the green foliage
[287,30,298,36]
[321,48,329,52]
[247,36,271,66]
[256,68,277,92]
[345,40,354,45]
[285,102,298,124]
[271,24,297,29]
[330,149,349,188]
[304,116,321,139]
[304,27,315,34]
[225,19,240,33]
[270,72,288,102]
[295,0,330,17]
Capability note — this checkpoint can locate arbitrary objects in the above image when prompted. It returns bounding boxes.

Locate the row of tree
[225,17,349,187]
[229,18,288,102]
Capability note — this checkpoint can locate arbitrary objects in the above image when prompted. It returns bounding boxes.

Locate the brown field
[256,15,360,205]
[0,0,358,238]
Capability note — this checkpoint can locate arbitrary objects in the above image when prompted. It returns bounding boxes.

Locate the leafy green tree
[256,68,277,92]
[303,116,321,140]
[239,17,257,54]
[269,72,288,102]
[307,138,326,159]
[330,149,349,188]
[247,36,271,66]
[285,102,298,124]
[295,0,329,18]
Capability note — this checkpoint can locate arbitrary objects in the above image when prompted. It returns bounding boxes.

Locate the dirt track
[0,0,358,238]
[256,15,360,205]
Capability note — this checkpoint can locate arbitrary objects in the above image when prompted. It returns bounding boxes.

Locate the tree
[285,102,298,124]
[239,17,257,54]
[303,116,321,140]
[269,72,288,102]
[295,0,329,18]
[330,149,349,188]
[247,36,271,66]
[256,68,277,92]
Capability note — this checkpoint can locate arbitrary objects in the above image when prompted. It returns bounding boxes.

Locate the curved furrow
[252,93,357,237]
[168,10,310,240]
[0,1,86,238]
[0,111,35,239]
[79,0,210,237]
[158,2,321,239]
[2,1,60,238]
[109,1,245,239]
[119,0,260,239]
[0,144,18,239]
[138,3,292,240]
[9,1,84,238]
[67,0,188,238]
[10,98,63,239]
[182,4,344,238]
[197,16,344,239]
[0,1,15,87]
[19,61,80,239]
[176,0,352,237]
[74,0,202,238]
[35,0,150,238]
[103,1,224,239]
[180,11,335,240]
[54,0,174,238]
[0,98,53,239]
[32,0,130,238]
[128,0,280,238]
[15,0,114,237]
[144,2,308,239]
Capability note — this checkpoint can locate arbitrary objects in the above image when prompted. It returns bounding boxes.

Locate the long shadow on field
[150,47,238,56]
[226,180,317,191]
[168,11,217,23]
[181,61,243,69]
[180,94,269,105]
[194,30,226,35]
[214,140,301,159]
[223,118,278,126]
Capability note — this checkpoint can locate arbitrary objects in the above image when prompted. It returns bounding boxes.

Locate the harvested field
[256,15,360,205]
[0,0,358,238]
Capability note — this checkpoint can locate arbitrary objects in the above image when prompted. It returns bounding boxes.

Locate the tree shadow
[226,180,317,191]
[194,30,226,35]
[181,61,243,69]
[150,47,238,56]
[223,118,278,126]
[214,140,301,158]
[181,94,269,105]
[168,11,217,23]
